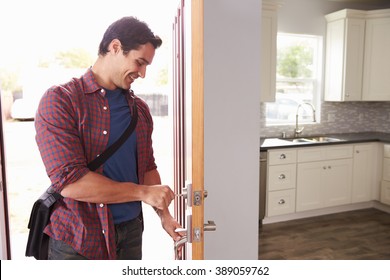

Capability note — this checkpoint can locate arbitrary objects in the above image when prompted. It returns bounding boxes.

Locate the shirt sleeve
[142,99,158,172]
[35,85,90,193]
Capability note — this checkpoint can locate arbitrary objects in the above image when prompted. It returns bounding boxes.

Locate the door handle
[174,236,187,260]
[204,220,216,231]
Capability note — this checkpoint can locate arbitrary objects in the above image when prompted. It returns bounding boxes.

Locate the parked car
[266,96,312,124]
[10,98,37,121]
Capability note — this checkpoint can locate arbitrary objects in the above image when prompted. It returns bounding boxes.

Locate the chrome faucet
[294,102,316,137]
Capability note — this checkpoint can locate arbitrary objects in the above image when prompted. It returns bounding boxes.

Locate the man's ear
[109,39,122,54]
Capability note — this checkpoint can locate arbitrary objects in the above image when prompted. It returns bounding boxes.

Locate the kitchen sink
[282,136,344,143]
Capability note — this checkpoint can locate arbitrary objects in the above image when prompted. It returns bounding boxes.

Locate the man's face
[110,41,156,90]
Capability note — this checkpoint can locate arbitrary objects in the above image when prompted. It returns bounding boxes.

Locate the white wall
[203,0,261,259]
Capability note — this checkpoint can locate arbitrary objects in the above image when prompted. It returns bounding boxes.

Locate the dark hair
[98,17,162,56]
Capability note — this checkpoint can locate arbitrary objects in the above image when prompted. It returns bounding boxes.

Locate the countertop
[260,132,390,151]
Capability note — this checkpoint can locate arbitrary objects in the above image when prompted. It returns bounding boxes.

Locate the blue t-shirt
[103,88,141,224]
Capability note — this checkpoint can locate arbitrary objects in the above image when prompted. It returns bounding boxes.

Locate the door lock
[192,221,217,242]
[193,190,209,206]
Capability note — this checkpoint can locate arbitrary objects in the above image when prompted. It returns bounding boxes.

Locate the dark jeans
[48,214,144,260]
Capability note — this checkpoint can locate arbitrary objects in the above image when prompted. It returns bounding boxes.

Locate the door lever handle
[174,235,187,260]
[204,220,216,231]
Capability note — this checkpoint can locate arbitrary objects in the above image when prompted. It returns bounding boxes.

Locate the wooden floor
[258,208,390,260]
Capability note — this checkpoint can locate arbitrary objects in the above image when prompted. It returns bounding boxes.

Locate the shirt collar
[82,68,103,95]
[82,68,134,98]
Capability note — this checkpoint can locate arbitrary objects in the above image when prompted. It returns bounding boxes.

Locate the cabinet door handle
[278,199,286,205]
[278,174,286,180]
[279,154,286,159]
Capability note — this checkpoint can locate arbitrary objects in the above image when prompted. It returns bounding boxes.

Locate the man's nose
[138,67,146,78]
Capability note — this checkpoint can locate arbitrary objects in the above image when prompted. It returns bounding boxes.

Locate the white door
[0,96,11,260]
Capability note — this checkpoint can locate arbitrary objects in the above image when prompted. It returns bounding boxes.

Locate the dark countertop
[260,132,390,151]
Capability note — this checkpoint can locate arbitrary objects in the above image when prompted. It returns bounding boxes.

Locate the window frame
[266,33,323,126]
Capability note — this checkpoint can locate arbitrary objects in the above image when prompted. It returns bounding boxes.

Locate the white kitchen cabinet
[381,181,390,205]
[296,160,324,211]
[297,158,353,211]
[268,164,296,191]
[296,145,353,212]
[362,15,390,100]
[381,144,390,205]
[260,0,277,102]
[324,10,365,101]
[265,142,384,218]
[324,8,390,102]
[266,148,297,217]
[352,143,376,203]
[268,148,296,165]
[267,189,296,216]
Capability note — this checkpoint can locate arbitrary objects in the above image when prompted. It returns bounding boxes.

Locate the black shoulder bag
[25,97,138,260]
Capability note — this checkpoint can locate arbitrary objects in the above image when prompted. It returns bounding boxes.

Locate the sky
[0,0,179,68]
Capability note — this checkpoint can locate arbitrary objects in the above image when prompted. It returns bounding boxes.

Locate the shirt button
[103,106,108,111]
[99,203,104,208]
[100,89,105,94]
[103,130,107,135]
[102,229,105,234]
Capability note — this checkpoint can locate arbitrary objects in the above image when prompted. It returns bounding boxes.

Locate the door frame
[190,0,204,260]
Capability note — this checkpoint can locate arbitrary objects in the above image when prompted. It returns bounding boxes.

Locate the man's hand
[143,185,175,210]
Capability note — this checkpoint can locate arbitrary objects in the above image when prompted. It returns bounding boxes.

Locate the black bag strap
[87,97,138,171]
[46,93,138,198]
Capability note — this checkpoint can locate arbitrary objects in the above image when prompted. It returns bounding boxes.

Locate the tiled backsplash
[260,101,390,138]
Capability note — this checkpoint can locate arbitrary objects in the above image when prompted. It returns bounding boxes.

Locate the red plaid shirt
[35,68,157,259]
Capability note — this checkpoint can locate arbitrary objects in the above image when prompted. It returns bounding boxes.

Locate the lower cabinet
[296,158,353,212]
[265,142,382,218]
[381,144,390,205]
[267,189,296,216]
[381,181,390,205]
[352,143,376,203]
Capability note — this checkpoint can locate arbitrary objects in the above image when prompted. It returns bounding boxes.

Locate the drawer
[383,158,390,181]
[297,147,323,162]
[325,145,353,159]
[384,144,390,158]
[268,164,296,191]
[298,145,353,162]
[267,189,296,217]
[268,149,297,165]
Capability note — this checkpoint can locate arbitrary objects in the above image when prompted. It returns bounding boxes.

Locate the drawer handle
[278,199,286,205]
[279,154,286,159]
[278,174,286,180]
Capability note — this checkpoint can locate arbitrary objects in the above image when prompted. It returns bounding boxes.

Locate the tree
[277,44,313,79]
[0,68,22,92]
[38,48,94,69]
[55,48,94,68]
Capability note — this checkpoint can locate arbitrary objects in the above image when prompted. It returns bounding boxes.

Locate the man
[35,17,183,260]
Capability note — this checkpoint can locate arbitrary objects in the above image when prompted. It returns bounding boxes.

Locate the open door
[173,0,215,260]
[0,93,11,260]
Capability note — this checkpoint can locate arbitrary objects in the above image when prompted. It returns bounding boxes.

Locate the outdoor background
[0,0,179,259]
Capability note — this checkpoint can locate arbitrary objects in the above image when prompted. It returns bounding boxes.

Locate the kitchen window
[266,33,323,125]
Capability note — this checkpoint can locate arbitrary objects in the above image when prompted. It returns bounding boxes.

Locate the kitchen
[259,0,390,259]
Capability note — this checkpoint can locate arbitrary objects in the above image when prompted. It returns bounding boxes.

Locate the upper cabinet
[260,0,278,102]
[362,13,390,101]
[324,9,390,102]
